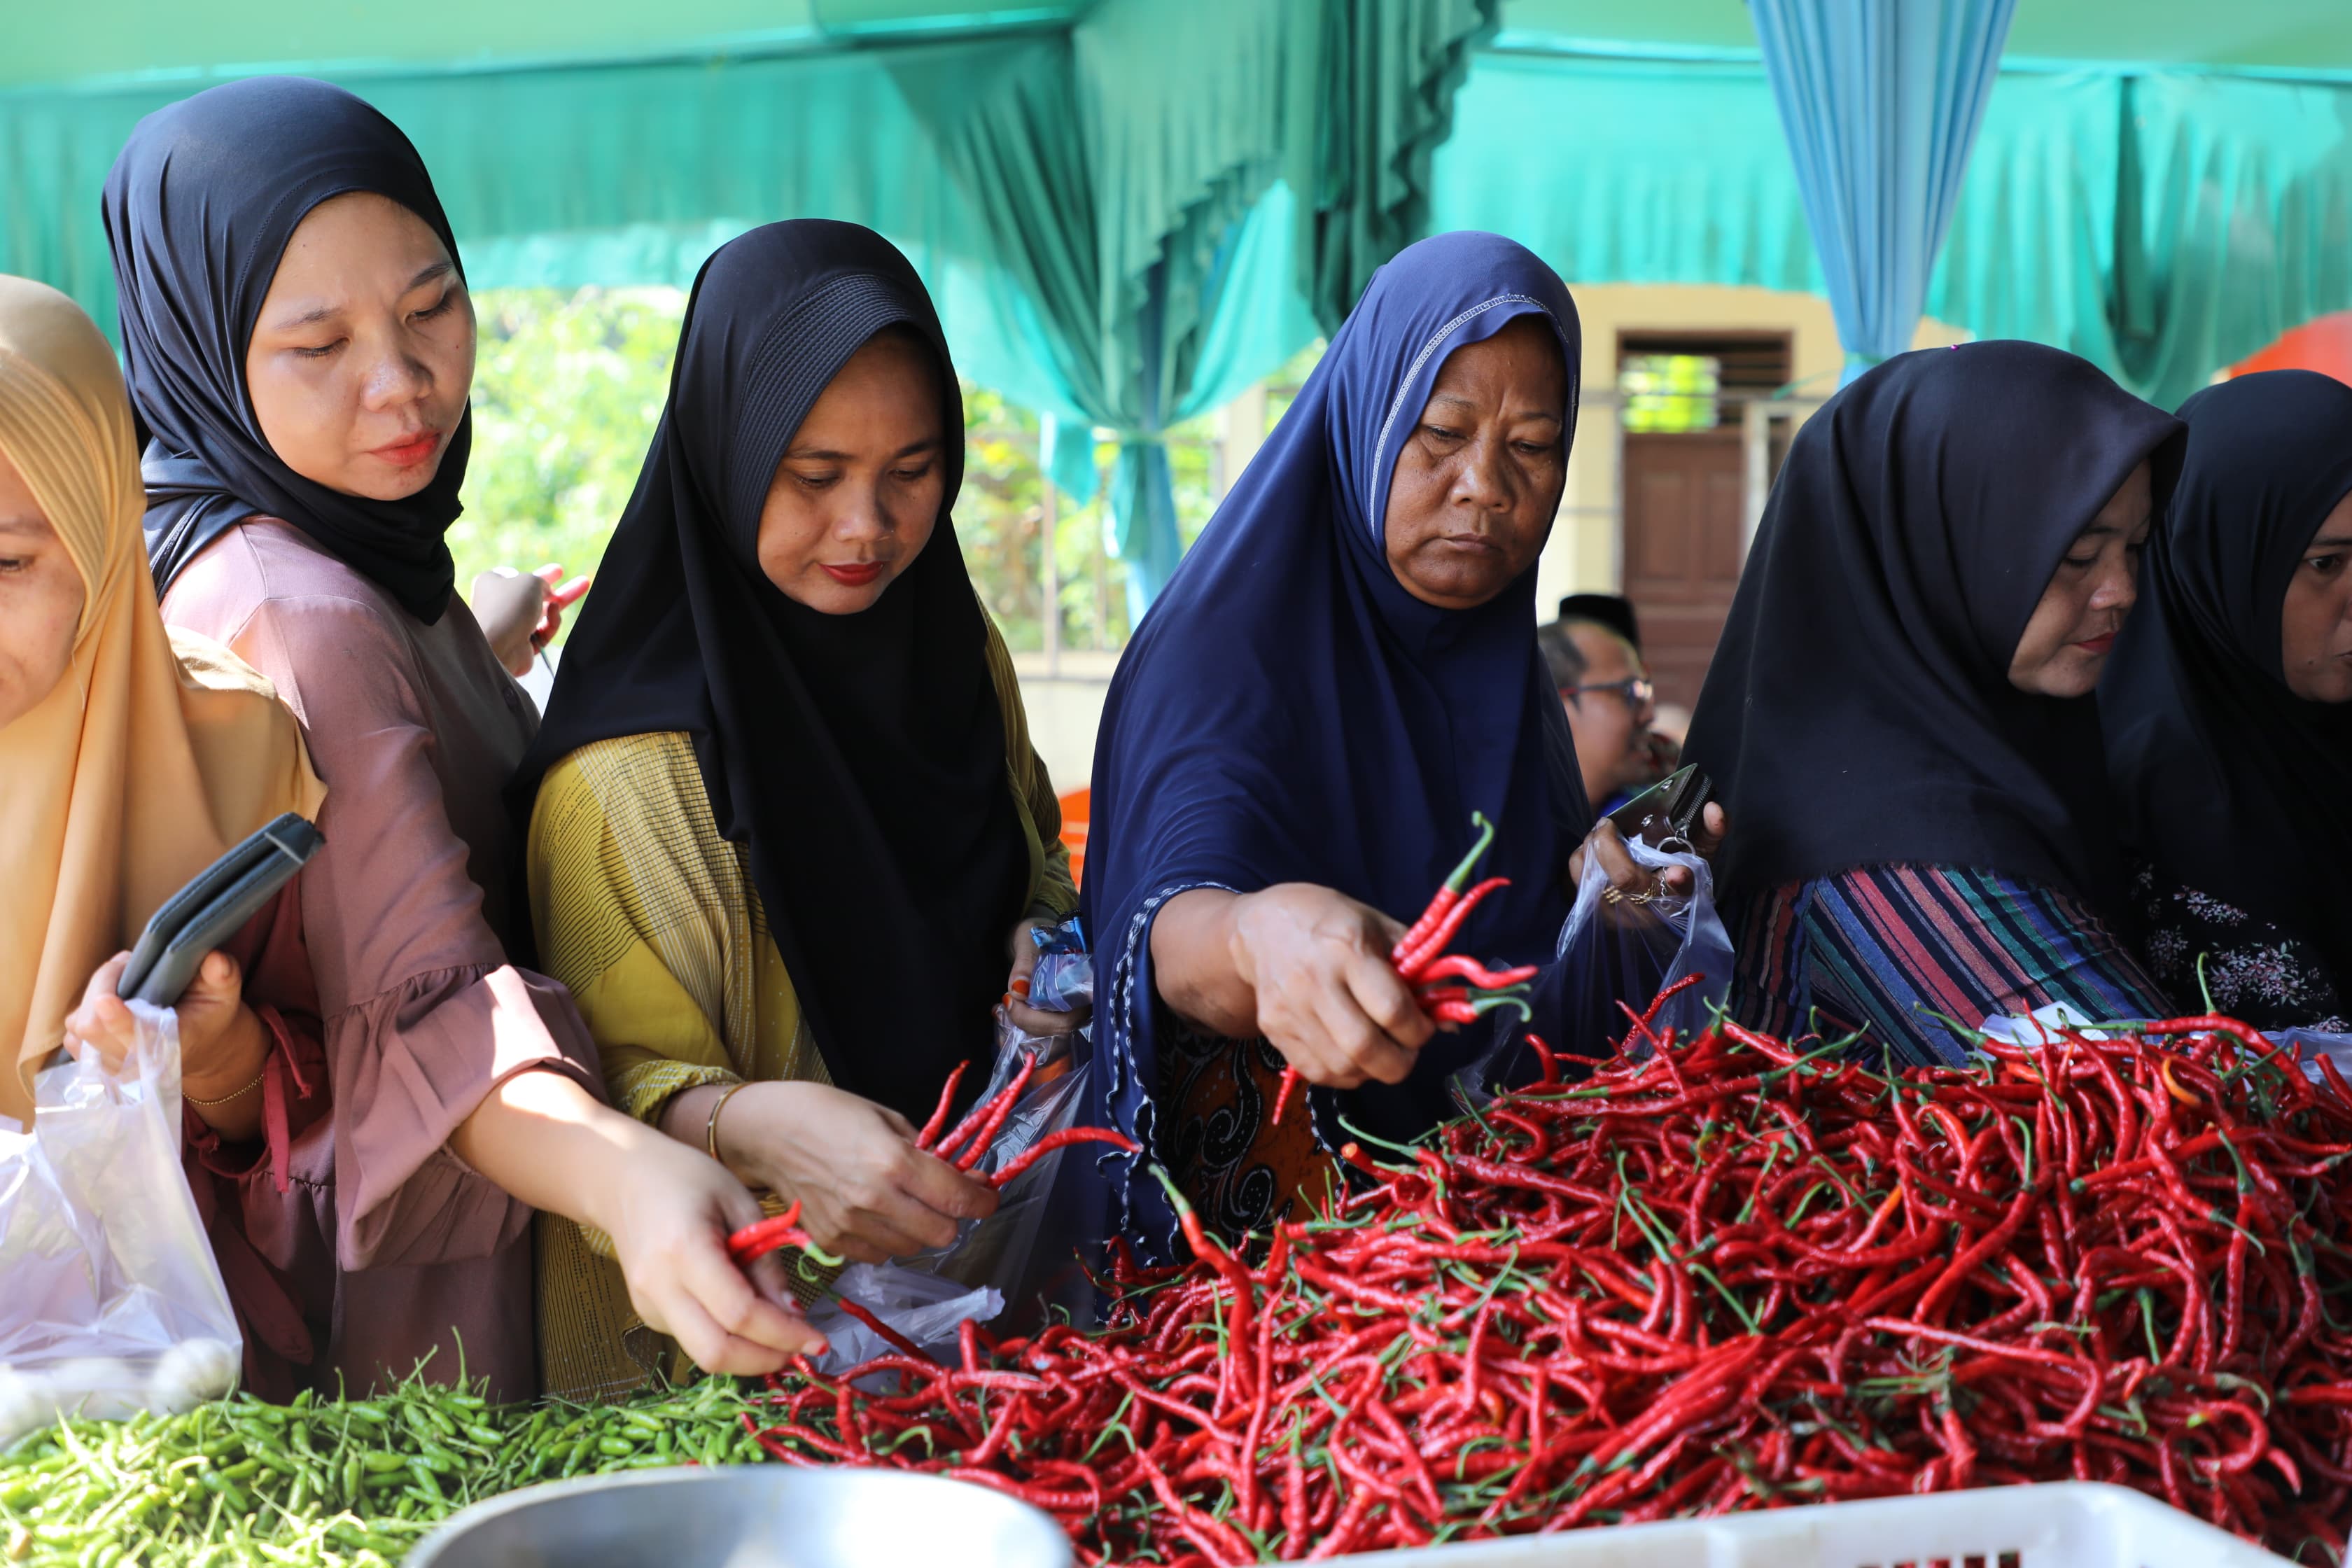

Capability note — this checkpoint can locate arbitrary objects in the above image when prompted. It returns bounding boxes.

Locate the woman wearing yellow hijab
[0,273,326,1387]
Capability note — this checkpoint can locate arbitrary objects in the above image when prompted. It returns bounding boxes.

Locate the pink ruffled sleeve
[218,590,600,1270]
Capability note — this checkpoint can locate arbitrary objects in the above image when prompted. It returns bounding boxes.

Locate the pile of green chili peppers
[0,1368,772,1567]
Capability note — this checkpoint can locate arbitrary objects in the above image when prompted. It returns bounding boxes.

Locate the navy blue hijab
[1082,232,1590,1259]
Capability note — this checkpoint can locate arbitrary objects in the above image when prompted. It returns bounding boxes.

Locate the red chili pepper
[836,1297,936,1363]
[939,1051,1039,1170]
[1411,953,1541,990]
[915,1060,969,1149]
[986,1126,1142,1188]
[725,1199,809,1266]
[1388,811,1497,968]
[1270,1065,1304,1128]
[736,1009,2352,1562]
[1394,876,1512,980]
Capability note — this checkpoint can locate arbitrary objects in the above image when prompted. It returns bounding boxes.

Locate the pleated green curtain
[1432,48,2352,410]
[1429,52,1820,295]
[0,43,1051,394]
[1287,0,1500,335]
[901,0,1488,611]
[1928,69,2352,410]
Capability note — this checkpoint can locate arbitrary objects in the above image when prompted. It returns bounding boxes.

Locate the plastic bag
[808,916,1105,1338]
[804,1263,1003,1377]
[0,1004,241,1445]
[1024,916,1092,1014]
[911,1017,1094,1325]
[1477,832,1733,1093]
[2269,1029,2352,1089]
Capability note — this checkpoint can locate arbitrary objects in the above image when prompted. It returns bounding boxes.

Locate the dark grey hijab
[1688,342,2183,914]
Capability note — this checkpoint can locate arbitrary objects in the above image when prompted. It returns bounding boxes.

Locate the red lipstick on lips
[372,430,440,467]
[2074,631,2116,654]
[821,561,886,588]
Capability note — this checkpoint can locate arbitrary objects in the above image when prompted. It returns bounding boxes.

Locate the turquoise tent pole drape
[1750,0,2015,383]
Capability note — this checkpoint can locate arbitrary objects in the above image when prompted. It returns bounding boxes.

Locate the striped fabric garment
[1730,863,2174,1069]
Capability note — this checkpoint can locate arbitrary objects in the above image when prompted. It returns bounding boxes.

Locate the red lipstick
[372,431,440,467]
[2073,631,2116,654]
[821,561,886,588]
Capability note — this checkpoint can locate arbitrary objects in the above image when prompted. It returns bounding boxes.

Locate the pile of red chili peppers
[1271,811,1538,1127]
[739,1004,2352,1563]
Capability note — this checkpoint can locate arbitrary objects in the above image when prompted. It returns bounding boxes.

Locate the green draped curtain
[1434,47,2352,410]
[1287,0,1499,335]
[899,0,1491,611]
[1928,69,2352,410]
[0,43,1054,398]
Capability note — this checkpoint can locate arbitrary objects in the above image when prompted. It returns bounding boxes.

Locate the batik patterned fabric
[1731,863,2173,1069]
[1159,1017,1340,1247]
[2129,862,2348,1032]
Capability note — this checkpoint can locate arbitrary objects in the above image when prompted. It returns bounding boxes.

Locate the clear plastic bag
[0,1003,242,1445]
[912,1018,1093,1327]
[804,1264,1003,1376]
[1478,833,1734,1093]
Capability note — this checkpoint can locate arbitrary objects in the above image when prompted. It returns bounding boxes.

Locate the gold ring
[1602,887,1624,906]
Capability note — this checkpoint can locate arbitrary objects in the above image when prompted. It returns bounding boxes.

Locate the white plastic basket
[1346,1483,2290,1566]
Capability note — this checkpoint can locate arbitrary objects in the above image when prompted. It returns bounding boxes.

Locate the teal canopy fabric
[1927,69,2352,410]
[8,1,2352,609]
[1285,0,1500,335]
[1751,0,2015,383]
[1434,47,2352,410]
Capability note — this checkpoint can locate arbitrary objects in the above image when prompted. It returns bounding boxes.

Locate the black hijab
[1686,342,2183,916]
[513,221,1032,1123]
[102,76,470,622]
[2102,370,2352,990]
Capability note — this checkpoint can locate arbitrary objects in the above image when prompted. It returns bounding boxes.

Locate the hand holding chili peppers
[596,1127,828,1373]
[1271,812,1537,1124]
[710,1080,997,1264]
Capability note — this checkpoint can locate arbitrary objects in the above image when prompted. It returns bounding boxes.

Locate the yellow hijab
[0,275,323,1126]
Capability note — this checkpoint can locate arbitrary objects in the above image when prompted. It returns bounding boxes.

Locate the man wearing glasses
[1537,615,1662,817]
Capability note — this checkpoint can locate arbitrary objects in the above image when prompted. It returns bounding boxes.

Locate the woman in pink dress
[83,75,825,1399]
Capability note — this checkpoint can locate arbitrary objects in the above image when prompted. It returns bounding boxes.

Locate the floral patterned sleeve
[2129,860,2348,1031]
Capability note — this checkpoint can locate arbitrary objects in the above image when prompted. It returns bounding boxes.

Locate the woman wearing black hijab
[105,76,822,1399]
[1685,343,2180,1067]
[2104,371,2352,1030]
[514,221,1082,1396]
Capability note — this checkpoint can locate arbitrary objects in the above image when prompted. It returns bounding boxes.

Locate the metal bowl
[406,1465,1073,1568]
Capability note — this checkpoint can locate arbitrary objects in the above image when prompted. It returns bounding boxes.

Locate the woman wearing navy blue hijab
[1083,232,1710,1258]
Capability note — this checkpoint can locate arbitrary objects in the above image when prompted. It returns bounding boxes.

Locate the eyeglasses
[1564,677,1656,714]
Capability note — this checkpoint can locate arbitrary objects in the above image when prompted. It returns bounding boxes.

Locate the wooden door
[1621,428,1744,710]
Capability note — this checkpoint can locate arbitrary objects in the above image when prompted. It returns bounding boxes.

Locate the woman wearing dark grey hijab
[1686,342,2181,1067]
[2104,371,2352,1030]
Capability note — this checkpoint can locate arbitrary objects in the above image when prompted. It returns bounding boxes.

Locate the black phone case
[118,813,323,1006]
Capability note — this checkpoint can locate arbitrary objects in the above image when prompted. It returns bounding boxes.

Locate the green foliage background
[451,288,1320,651]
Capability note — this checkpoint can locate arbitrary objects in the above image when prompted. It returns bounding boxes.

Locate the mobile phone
[118,814,323,1006]
[1605,764,1712,849]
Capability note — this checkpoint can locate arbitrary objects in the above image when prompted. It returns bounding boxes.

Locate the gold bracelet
[185,1067,267,1109]
[705,1081,751,1163]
